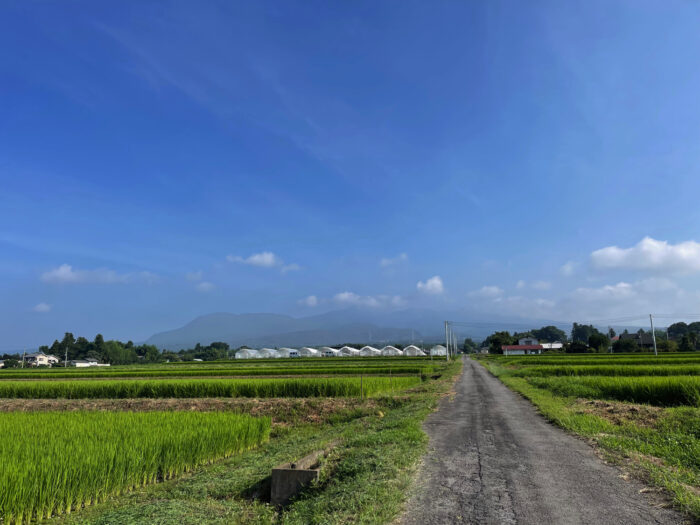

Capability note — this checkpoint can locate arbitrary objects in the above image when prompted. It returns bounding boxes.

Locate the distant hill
[145,312,419,350]
[144,309,572,350]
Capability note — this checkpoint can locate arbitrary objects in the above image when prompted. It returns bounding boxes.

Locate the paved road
[401,358,686,525]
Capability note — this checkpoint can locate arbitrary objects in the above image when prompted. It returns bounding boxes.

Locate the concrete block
[271,450,323,506]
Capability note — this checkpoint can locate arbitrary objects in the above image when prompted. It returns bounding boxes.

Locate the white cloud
[195,281,215,292]
[185,271,203,281]
[227,251,300,273]
[531,280,552,291]
[416,276,444,295]
[591,237,700,274]
[560,261,576,276]
[333,291,404,309]
[468,285,504,299]
[41,264,158,284]
[380,253,408,267]
[299,295,319,307]
[516,280,526,289]
[227,251,281,267]
[33,302,51,313]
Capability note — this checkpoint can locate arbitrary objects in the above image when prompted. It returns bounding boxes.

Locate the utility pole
[64,347,68,368]
[650,314,658,356]
[444,321,449,361]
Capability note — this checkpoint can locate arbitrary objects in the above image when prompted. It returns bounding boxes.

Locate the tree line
[475,322,700,354]
[0,333,239,367]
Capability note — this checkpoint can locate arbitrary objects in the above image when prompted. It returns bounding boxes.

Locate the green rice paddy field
[0,356,459,524]
[477,352,700,518]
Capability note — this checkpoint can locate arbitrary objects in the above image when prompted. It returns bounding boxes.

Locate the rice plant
[527,375,700,406]
[0,411,270,524]
[0,376,421,399]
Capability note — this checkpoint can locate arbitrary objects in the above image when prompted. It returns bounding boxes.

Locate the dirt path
[400,358,687,525]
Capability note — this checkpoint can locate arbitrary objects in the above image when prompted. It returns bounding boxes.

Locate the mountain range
[145,308,570,350]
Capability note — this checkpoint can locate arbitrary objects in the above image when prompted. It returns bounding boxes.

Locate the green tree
[571,323,602,343]
[531,326,567,342]
[463,338,478,353]
[483,331,515,354]
[667,322,688,340]
[613,338,640,353]
[679,335,694,352]
[588,333,610,353]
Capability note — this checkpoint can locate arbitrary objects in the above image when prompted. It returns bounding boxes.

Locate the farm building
[298,347,321,357]
[403,345,426,356]
[277,348,300,358]
[540,342,564,350]
[430,345,447,356]
[69,358,110,367]
[339,346,360,357]
[258,348,280,358]
[501,344,543,356]
[381,345,403,356]
[321,347,340,357]
[235,349,260,359]
[359,346,381,356]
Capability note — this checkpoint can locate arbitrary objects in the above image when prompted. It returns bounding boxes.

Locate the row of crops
[0,364,437,380]
[0,411,270,524]
[482,352,700,406]
[0,376,421,399]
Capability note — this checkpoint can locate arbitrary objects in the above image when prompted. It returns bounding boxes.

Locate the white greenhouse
[430,345,447,356]
[381,345,403,356]
[403,345,426,357]
[277,348,300,358]
[359,346,381,357]
[339,346,360,357]
[321,347,340,357]
[298,347,321,357]
[258,348,281,358]
[235,349,259,359]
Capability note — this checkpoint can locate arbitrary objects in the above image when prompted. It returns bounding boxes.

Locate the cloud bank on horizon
[2,2,700,349]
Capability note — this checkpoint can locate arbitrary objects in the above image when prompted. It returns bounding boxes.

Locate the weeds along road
[400,358,686,525]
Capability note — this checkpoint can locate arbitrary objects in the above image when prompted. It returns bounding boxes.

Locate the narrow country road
[400,358,686,525]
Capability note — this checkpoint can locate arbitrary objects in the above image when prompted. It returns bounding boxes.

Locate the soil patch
[0,397,379,425]
[575,399,663,427]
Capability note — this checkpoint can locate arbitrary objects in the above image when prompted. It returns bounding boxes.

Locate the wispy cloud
[591,237,700,274]
[298,295,319,307]
[560,261,576,276]
[227,251,300,273]
[33,302,51,313]
[195,281,215,292]
[416,276,444,295]
[41,264,158,284]
[380,253,408,267]
[185,271,203,281]
[468,285,503,299]
[333,292,405,308]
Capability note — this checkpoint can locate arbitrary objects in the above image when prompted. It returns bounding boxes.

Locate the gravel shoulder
[400,358,688,525]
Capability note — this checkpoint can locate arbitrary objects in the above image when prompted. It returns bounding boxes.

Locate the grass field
[0,412,270,524]
[477,352,700,519]
[0,356,459,524]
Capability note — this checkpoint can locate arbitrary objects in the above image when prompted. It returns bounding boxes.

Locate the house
[501,344,543,356]
[619,332,655,349]
[25,352,60,367]
[518,337,539,346]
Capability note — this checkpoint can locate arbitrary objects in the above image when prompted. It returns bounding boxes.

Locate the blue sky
[3,1,700,350]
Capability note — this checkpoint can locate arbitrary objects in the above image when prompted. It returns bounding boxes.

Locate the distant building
[619,332,655,349]
[540,342,564,350]
[25,352,60,367]
[518,337,539,346]
[501,344,543,356]
[0,360,4,368]
[70,359,110,367]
